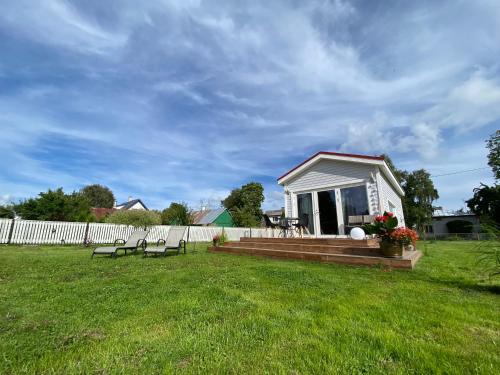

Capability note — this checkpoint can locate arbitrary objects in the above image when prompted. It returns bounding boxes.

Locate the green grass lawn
[0,241,499,374]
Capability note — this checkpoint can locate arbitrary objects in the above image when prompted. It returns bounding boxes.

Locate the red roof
[91,207,117,219]
[277,151,385,181]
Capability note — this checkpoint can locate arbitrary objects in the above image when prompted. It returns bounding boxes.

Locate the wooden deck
[209,237,422,269]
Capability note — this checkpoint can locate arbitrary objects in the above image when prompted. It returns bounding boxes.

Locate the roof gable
[116,199,149,210]
[278,151,404,196]
[192,207,227,224]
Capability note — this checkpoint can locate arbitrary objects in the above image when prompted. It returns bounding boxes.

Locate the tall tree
[161,202,193,225]
[466,184,500,226]
[486,130,500,181]
[14,188,92,222]
[403,169,439,231]
[80,184,115,208]
[381,155,438,231]
[466,132,500,229]
[222,182,264,227]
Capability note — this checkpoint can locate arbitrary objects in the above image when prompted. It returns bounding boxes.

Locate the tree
[105,210,161,227]
[0,205,15,219]
[466,132,500,229]
[466,184,500,226]
[402,169,439,232]
[81,184,115,208]
[14,188,92,222]
[161,202,192,225]
[486,130,500,181]
[222,182,264,227]
[381,155,439,231]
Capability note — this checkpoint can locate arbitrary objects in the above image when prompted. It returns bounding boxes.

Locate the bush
[105,210,161,228]
[0,205,15,219]
[446,220,473,234]
[14,188,92,222]
[161,202,192,225]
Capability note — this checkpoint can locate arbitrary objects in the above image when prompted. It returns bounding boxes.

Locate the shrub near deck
[0,242,499,374]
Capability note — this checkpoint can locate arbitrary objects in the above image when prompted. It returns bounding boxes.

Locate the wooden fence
[0,219,281,245]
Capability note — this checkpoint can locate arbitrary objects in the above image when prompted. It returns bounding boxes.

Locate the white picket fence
[0,219,281,245]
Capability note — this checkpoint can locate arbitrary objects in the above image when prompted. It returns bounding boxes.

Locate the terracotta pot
[380,240,403,257]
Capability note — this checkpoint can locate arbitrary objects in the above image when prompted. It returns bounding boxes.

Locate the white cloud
[423,70,500,130]
[1,0,499,211]
[154,81,209,105]
[0,0,127,55]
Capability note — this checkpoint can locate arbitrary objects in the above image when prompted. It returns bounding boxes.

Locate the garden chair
[143,226,187,257]
[92,230,148,258]
[293,214,310,237]
[363,215,375,224]
[263,214,279,229]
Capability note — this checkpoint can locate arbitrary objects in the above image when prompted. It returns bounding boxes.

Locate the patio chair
[348,215,364,226]
[143,226,187,257]
[293,214,309,237]
[363,215,375,224]
[278,217,293,238]
[263,214,279,229]
[92,230,148,258]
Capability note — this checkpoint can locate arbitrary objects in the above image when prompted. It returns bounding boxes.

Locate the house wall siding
[285,160,374,192]
[378,171,405,226]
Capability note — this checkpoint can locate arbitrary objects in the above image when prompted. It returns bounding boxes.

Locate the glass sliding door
[297,193,314,234]
[318,190,338,235]
[340,185,369,226]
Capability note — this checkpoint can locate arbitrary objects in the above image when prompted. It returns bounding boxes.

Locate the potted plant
[389,227,419,253]
[363,212,418,257]
[212,230,228,247]
[212,234,221,246]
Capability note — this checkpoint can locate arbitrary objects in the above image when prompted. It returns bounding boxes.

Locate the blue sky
[0,0,498,211]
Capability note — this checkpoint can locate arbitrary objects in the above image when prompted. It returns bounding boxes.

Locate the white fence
[0,219,281,245]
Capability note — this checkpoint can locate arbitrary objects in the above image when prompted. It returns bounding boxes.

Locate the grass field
[0,241,499,374]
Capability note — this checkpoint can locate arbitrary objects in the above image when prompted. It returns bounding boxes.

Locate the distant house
[191,207,234,227]
[115,197,149,211]
[265,209,284,224]
[278,151,405,236]
[428,213,480,234]
[92,197,148,220]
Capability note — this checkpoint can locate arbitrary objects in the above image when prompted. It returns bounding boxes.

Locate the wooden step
[223,241,383,256]
[209,246,421,269]
[240,237,379,247]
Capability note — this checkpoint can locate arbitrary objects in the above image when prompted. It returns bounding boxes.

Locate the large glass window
[318,190,338,235]
[297,193,314,234]
[341,185,369,226]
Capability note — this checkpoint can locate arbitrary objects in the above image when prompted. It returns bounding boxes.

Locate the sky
[0,0,499,212]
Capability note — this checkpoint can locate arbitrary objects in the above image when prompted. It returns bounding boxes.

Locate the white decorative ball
[350,227,365,240]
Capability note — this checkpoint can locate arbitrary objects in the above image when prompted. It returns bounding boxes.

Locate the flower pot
[213,239,219,247]
[380,240,403,257]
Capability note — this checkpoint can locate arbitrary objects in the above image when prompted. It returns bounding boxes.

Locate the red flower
[385,212,394,218]
[375,215,385,222]
[389,227,419,245]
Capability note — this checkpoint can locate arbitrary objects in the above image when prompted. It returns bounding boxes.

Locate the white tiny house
[278,152,405,237]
